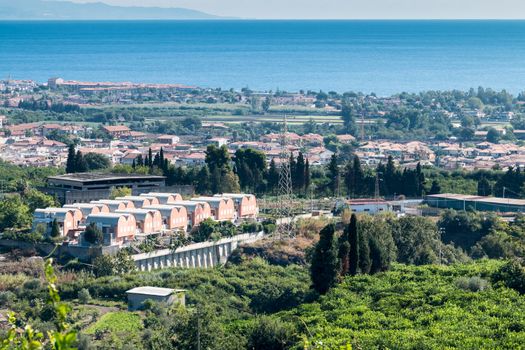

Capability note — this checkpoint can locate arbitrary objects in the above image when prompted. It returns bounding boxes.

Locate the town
[2,77,525,349]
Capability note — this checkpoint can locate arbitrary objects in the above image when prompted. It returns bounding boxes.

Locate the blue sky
[68,0,525,19]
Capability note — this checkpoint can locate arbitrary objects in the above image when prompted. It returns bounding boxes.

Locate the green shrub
[455,276,489,292]
[78,288,92,304]
[23,278,41,290]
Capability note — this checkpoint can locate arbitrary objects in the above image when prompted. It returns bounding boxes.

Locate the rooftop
[48,173,165,183]
[126,286,184,297]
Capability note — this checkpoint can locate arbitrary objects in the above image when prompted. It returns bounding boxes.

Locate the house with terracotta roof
[102,125,131,138]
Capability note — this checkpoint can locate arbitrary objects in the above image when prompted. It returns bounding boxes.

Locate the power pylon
[276,115,294,238]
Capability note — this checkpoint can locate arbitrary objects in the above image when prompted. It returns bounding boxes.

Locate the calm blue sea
[1,20,525,95]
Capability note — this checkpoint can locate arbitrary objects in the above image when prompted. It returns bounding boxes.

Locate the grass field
[84,311,143,335]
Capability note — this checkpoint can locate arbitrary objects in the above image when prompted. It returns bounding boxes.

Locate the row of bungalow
[32,193,258,247]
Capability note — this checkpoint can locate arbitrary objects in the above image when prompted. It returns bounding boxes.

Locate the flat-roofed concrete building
[116,208,163,234]
[216,193,258,219]
[141,192,182,204]
[192,196,235,222]
[43,173,166,204]
[144,204,188,231]
[126,287,185,311]
[426,193,525,213]
[85,213,136,246]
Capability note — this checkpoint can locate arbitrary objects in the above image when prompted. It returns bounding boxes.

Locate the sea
[1,20,525,95]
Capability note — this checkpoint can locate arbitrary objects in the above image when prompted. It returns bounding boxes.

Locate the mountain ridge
[0,0,227,20]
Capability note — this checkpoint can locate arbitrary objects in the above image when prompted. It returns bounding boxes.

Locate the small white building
[126,287,186,311]
[338,199,391,215]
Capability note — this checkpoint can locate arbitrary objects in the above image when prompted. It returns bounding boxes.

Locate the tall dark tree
[136,154,144,167]
[205,145,230,171]
[358,230,371,274]
[327,154,340,196]
[304,159,311,193]
[341,100,357,135]
[50,218,61,238]
[428,180,442,195]
[159,147,165,171]
[352,156,364,196]
[348,214,360,276]
[344,160,354,197]
[384,156,399,196]
[267,159,279,193]
[148,148,153,168]
[415,162,425,197]
[338,222,350,276]
[294,152,306,192]
[234,148,267,192]
[74,151,87,172]
[369,236,387,274]
[196,166,211,194]
[310,224,339,295]
[66,144,76,173]
[478,177,492,196]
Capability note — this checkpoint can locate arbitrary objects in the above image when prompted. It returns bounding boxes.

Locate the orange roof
[102,125,130,133]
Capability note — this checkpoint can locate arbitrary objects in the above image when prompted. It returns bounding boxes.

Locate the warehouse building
[425,193,525,213]
[42,173,166,204]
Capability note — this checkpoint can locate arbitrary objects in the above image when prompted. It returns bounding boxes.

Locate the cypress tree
[327,153,339,196]
[358,230,371,274]
[338,224,350,276]
[196,166,211,194]
[416,162,425,197]
[74,151,87,172]
[344,160,354,197]
[50,218,61,238]
[153,152,160,168]
[267,159,279,193]
[352,156,364,196]
[159,147,165,169]
[304,158,311,193]
[144,155,149,169]
[132,159,136,169]
[66,144,76,173]
[295,152,306,191]
[369,236,384,274]
[310,223,339,295]
[148,148,153,168]
[348,214,360,276]
[136,154,144,167]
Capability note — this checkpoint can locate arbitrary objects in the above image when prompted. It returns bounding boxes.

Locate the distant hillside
[0,0,225,20]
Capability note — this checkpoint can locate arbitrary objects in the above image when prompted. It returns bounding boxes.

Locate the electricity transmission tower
[276,115,294,238]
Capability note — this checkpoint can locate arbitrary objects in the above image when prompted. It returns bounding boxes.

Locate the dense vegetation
[2,211,525,349]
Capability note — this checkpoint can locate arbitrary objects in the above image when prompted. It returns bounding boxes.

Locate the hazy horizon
[64,0,525,19]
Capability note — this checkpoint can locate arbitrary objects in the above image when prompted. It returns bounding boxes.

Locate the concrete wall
[132,232,264,271]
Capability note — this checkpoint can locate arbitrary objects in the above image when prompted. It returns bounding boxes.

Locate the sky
[67,0,525,19]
